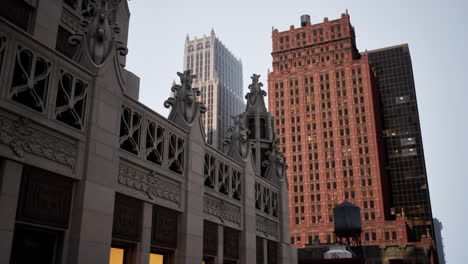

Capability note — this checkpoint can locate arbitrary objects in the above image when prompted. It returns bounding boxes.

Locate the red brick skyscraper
[268,13,425,247]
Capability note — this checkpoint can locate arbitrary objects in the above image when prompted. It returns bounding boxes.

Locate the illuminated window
[149,253,165,264]
[109,248,125,264]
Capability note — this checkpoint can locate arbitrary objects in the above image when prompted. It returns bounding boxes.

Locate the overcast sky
[125,0,468,262]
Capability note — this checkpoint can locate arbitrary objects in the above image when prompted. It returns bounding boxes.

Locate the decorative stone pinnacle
[69,0,128,67]
[164,70,206,128]
[245,74,267,112]
[262,139,288,180]
[223,114,251,161]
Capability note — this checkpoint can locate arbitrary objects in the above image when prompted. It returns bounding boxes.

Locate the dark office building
[367,45,435,242]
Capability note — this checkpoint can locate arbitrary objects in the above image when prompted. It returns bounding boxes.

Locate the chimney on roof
[301,14,310,27]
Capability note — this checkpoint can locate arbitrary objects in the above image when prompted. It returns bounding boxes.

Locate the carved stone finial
[164,70,206,128]
[69,0,128,67]
[262,139,287,181]
[223,114,251,162]
[245,74,267,112]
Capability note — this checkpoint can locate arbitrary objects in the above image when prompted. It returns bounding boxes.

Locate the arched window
[197,43,203,50]
[188,45,194,52]
[205,41,210,48]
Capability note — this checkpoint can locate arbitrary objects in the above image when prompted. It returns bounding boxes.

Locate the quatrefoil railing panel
[145,121,165,165]
[255,181,279,217]
[272,192,279,217]
[204,148,243,202]
[10,45,52,112]
[204,153,216,189]
[255,182,263,210]
[218,161,230,195]
[119,106,142,155]
[0,35,6,76]
[55,70,88,130]
[168,132,184,174]
[231,169,242,201]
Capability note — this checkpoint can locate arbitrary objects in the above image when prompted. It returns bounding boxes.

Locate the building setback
[0,1,297,264]
[267,12,438,260]
[183,31,244,149]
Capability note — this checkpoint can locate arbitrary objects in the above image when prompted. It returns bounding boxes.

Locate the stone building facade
[267,12,437,262]
[183,31,244,149]
[0,1,296,264]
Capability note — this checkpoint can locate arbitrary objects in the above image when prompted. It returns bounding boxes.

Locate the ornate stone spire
[164,70,206,129]
[245,74,267,112]
[262,139,287,181]
[70,0,128,67]
[223,115,251,162]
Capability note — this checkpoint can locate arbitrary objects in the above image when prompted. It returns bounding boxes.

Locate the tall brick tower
[268,13,436,250]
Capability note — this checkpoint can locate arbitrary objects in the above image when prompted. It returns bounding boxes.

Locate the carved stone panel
[256,215,279,239]
[223,227,240,260]
[267,240,278,264]
[118,161,181,205]
[60,7,81,32]
[203,195,241,226]
[256,236,264,264]
[112,193,143,242]
[0,114,78,169]
[203,220,218,257]
[17,166,74,228]
[151,205,179,249]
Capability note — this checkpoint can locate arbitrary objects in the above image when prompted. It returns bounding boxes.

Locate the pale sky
[125,0,468,263]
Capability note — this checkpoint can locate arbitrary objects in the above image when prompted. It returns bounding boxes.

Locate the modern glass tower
[367,45,436,242]
[183,30,244,149]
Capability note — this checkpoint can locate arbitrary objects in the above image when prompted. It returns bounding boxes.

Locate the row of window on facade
[272,67,362,88]
[276,25,346,50]
[187,41,211,52]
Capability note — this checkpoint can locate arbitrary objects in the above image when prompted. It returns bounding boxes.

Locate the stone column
[67,59,122,264]
[175,122,205,264]
[215,224,224,264]
[278,179,297,264]
[34,0,61,48]
[0,159,23,264]
[138,203,153,264]
[240,152,257,264]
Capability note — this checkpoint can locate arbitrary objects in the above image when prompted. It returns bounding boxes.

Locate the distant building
[367,45,436,243]
[183,31,244,149]
[268,12,438,262]
[433,218,446,264]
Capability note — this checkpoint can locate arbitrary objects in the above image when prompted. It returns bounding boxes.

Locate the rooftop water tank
[301,15,311,27]
[333,201,362,237]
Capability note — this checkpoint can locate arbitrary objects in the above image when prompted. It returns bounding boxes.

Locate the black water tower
[333,201,362,248]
